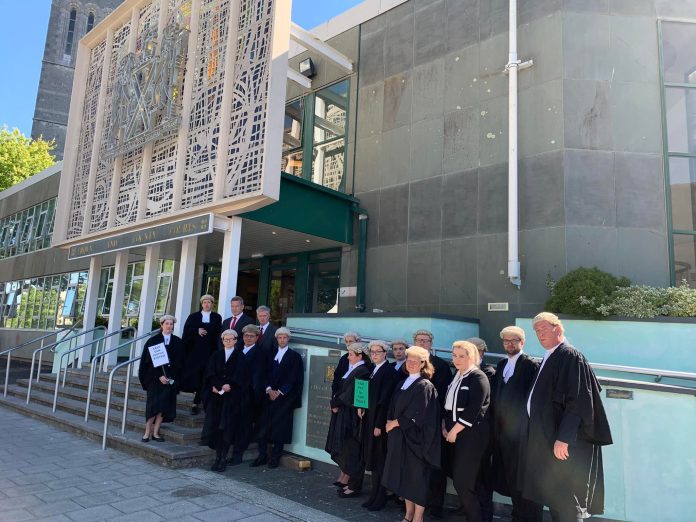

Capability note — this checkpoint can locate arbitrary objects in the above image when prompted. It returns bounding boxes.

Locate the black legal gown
[491,353,538,496]
[138,333,184,422]
[325,363,372,476]
[264,348,304,444]
[362,362,398,473]
[519,343,612,514]
[200,348,250,449]
[179,311,222,394]
[381,377,441,507]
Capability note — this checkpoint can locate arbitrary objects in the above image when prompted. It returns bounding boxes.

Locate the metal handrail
[482,352,696,382]
[1,324,80,397]
[102,355,141,450]
[86,329,157,421]
[26,325,106,404]
[53,328,134,412]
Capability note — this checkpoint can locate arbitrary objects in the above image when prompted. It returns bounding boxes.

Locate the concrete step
[0,391,215,469]
[6,384,201,445]
[17,379,205,426]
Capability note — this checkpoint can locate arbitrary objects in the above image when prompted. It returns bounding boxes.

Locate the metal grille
[224,0,274,198]
[181,0,231,209]
[147,136,178,216]
[89,22,131,233]
[115,147,143,226]
[67,42,106,239]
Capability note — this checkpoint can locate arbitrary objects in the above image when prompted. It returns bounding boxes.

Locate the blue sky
[0,0,363,138]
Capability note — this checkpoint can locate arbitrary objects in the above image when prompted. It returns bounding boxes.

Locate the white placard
[148,343,170,368]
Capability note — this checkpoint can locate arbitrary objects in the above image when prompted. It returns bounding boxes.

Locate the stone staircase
[0,364,215,468]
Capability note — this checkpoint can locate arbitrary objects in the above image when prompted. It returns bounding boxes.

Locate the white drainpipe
[506,0,532,288]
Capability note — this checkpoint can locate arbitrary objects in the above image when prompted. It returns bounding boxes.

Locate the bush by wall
[546,267,631,318]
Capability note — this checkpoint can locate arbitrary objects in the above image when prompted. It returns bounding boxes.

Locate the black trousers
[427,437,447,510]
[511,491,544,522]
[214,432,230,460]
[257,439,284,462]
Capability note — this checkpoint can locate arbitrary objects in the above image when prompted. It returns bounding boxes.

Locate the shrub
[596,285,668,318]
[545,267,631,318]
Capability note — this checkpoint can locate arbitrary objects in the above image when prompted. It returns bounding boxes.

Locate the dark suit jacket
[241,344,269,406]
[257,323,278,357]
[221,313,254,349]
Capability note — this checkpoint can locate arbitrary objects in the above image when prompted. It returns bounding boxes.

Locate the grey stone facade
[31,0,122,160]
[350,0,690,340]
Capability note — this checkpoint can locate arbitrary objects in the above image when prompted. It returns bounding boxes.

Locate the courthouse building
[2,0,696,348]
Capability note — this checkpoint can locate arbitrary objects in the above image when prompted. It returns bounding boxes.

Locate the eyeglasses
[222,337,236,342]
[502,338,521,345]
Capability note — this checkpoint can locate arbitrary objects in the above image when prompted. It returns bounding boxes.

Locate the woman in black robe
[382,345,441,522]
[442,340,491,522]
[180,294,222,415]
[138,315,183,442]
[325,342,372,496]
[200,329,250,472]
[359,340,397,511]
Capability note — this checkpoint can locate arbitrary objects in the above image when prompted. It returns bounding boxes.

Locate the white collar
[507,351,523,362]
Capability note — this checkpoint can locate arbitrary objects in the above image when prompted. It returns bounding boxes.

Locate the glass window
[306,260,340,313]
[673,234,696,287]
[312,81,348,191]
[87,12,95,33]
[665,87,696,153]
[65,8,77,56]
[662,22,696,84]
[669,157,696,230]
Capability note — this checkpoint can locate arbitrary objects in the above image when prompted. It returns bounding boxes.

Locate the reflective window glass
[669,157,696,230]
[662,22,696,84]
[673,234,696,287]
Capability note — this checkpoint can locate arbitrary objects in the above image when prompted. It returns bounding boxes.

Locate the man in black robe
[491,326,542,522]
[228,324,268,465]
[251,327,304,469]
[413,329,452,520]
[256,305,277,357]
[330,331,361,397]
[520,312,613,522]
[220,296,253,350]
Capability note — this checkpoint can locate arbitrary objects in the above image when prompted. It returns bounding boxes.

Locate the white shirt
[163,334,171,346]
[201,311,211,323]
[224,347,234,362]
[401,373,420,390]
[259,323,268,335]
[445,368,473,412]
[243,344,254,355]
[371,360,387,377]
[503,351,523,384]
[342,360,365,379]
[275,346,289,364]
[527,341,562,416]
[394,360,405,371]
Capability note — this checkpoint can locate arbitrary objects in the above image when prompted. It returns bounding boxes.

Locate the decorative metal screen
[56,0,288,246]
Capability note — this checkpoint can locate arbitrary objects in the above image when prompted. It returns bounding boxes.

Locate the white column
[217,217,242,319]
[104,250,129,369]
[135,244,161,371]
[173,237,197,337]
[78,255,103,368]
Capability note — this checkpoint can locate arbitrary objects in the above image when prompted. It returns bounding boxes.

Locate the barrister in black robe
[520,313,612,522]
[200,329,250,472]
[382,346,441,522]
[358,340,398,510]
[180,295,222,414]
[252,327,304,468]
[442,341,491,522]
[328,331,360,485]
[412,329,452,518]
[138,315,183,442]
[229,324,269,465]
[255,306,278,358]
[491,326,542,522]
[326,343,372,497]
[220,296,253,350]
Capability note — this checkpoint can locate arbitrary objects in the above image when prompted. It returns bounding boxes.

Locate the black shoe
[211,458,222,472]
[191,405,199,415]
[361,499,374,508]
[141,437,150,443]
[227,455,243,466]
[338,489,361,498]
[152,435,165,442]
[267,460,279,469]
[429,506,443,519]
[367,500,387,512]
[334,481,348,487]
[217,460,227,472]
[250,456,267,467]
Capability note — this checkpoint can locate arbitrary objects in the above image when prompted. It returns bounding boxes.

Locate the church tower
[31,0,123,160]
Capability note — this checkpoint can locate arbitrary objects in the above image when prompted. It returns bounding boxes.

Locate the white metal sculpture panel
[56,0,290,245]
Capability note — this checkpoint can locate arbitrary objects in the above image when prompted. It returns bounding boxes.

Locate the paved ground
[0,409,344,522]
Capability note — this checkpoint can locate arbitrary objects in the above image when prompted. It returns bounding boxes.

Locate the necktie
[258,325,264,340]
[231,316,237,328]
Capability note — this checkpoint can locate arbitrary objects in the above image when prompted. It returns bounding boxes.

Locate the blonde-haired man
[519,313,612,522]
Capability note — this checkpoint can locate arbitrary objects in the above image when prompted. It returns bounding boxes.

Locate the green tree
[0,126,55,191]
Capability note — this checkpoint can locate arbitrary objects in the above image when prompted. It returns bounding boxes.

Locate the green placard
[354,379,369,409]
